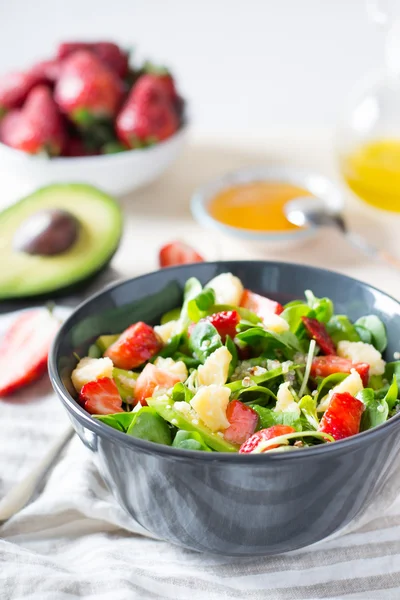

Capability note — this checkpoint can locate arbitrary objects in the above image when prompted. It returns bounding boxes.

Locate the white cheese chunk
[154,320,178,344]
[197,346,232,386]
[275,382,300,417]
[337,340,385,376]
[190,384,231,431]
[71,357,114,393]
[206,272,244,306]
[154,357,188,382]
[263,313,290,334]
[317,369,364,413]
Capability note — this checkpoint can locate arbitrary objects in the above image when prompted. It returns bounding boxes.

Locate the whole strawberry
[54,50,123,126]
[0,71,40,115]
[116,74,178,148]
[57,42,129,77]
[0,85,65,155]
[142,63,185,121]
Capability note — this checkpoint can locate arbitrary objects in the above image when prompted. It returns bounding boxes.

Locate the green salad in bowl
[71,272,399,454]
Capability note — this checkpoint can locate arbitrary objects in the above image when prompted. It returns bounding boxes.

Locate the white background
[0,0,387,133]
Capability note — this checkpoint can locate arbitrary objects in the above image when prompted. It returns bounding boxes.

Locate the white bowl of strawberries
[0,41,188,197]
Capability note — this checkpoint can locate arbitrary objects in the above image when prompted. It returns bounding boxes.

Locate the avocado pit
[13,208,80,256]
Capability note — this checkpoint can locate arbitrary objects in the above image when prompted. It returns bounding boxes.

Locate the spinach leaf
[359,388,389,431]
[280,303,311,333]
[187,288,216,322]
[383,376,398,410]
[354,325,372,344]
[172,430,212,452]
[326,315,361,344]
[304,290,334,323]
[385,361,400,389]
[171,382,194,403]
[315,372,348,403]
[239,385,277,405]
[160,307,181,325]
[95,411,136,432]
[178,277,203,330]
[227,364,301,393]
[225,335,238,378]
[249,404,303,431]
[88,343,102,358]
[236,326,301,352]
[369,374,384,390]
[170,352,201,369]
[355,315,387,353]
[298,395,319,430]
[208,304,261,324]
[153,333,182,359]
[126,407,172,445]
[189,321,222,362]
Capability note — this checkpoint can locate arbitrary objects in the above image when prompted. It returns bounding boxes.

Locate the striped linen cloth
[1,312,400,599]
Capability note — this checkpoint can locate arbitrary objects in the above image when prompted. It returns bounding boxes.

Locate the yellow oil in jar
[341,139,400,211]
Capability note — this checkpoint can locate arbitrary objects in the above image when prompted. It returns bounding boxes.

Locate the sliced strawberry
[318,392,364,441]
[240,289,284,321]
[239,425,296,454]
[159,241,204,268]
[134,363,181,406]
[0,309,59,396]
[188,310,239,342]
[302,316,336,355]
[224,400,258,445]
[105,322,162,370]
[311,355,370,387]
[80,377,123,415]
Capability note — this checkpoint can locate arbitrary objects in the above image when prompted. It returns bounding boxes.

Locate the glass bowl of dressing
[191,166,343,244]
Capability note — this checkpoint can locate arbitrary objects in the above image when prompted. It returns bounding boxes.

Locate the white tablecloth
[1,132,400,599]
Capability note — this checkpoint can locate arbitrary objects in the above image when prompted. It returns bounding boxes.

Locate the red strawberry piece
[28,59,61,84]
[0,309,59,397]
[0,71,41,114]
[134,363,181,406]
[240,289,284,321]
[54,50,123,125]
[302,316,336,355]
[80,377,123,415]
[239,425,296,454]
[159,241,204,268]
[105,322,162,370]
[0,85,66,155]
[318,392,364,441]
[189,311,239,342]
[310,355,370,387]
[224,400,258,445]
[116,74,179,147]
[57,42,129,77]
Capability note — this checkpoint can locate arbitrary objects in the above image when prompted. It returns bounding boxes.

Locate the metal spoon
[284,196,400,271]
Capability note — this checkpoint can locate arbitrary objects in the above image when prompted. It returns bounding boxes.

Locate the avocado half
[0,183,123,299]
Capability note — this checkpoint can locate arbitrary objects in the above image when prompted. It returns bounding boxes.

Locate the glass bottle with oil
[337,13,400,212]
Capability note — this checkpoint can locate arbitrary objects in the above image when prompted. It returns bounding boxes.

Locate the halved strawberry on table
[302,316,336,355]
[240,289,284,320]
[318,392,364,440]
[239,425,296,453]
[224,400,258,445]
[80,377,123,415]
[105,322,162,370]
[0,309,60,397]
[159,241,204,267]
[134,363,181,406]
[311,355,370,387]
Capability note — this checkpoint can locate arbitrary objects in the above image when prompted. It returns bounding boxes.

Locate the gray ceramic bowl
[49,261,400,556]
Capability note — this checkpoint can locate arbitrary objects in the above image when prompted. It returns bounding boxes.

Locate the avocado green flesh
[97,334,120,353]
[0,184,122,299]
[147,396,239,453]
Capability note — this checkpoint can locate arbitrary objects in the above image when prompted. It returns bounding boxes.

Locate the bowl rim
[0,124,188,165]
[49,260,400,463]
[191,166,344,242]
